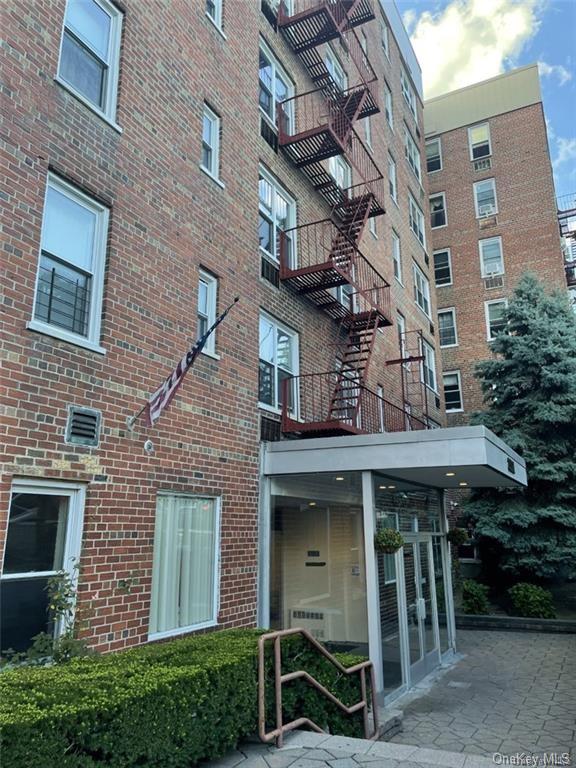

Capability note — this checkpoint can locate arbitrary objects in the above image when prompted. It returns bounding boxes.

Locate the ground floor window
[149,494,220,639]
[0,479,85,654]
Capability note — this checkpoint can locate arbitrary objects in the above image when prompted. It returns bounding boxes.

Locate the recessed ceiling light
[335,476,344,481]
[446,472,456,477]
[309,501,316,506]
[459,482,468,487]
[388,485,396,489]
[379,485,386,490]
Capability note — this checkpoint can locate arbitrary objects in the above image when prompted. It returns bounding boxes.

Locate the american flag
[145,297,239,427]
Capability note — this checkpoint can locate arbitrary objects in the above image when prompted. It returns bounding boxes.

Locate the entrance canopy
[262,426,527,488]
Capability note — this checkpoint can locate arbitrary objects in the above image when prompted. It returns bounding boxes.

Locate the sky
[395,0,576,199]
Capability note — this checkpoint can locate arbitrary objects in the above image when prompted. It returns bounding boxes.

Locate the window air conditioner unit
[473,158,492,172]
[479,204,496,218]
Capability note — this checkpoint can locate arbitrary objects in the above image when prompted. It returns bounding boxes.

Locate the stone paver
[388,629,576,756]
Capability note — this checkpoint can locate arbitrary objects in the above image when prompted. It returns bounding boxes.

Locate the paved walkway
[389,630,576,756]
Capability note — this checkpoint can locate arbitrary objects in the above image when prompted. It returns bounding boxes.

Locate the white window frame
[388,154,398,204]
[433,248,452,287]
[479,236,504,277]
[484,299,508,341]
[369,216,377,238]
[364,115,372,148]
[28,173,109,354]
[392,230,402,284]
[438,307,458,348]
[468,122,491,161]
[149,492,221,641]
[206,0,223,32]
[430,192,447,229]
[420,339,437,392]
[426,137,442,173]
[404,126,421,183]
[384,82,393,129]
[200,103,221,183]
[400,67,417,120]
[1,478,86,641]
[408,194,426,249]
[259,39,294,132]
[325,47,347,91]
[258,165,297,266]
[56,0,123,126]
[376,384,386,432]
[381,21,390,59]
[197,269,218,357]
[443,370,463,412]
[258,312,300,415]
[413,261,431,318]
[474,178,498,218]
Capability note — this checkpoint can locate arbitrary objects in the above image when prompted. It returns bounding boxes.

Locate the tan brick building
[424,66,567,425]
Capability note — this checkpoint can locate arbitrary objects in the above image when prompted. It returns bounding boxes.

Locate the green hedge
[0,629,370,768]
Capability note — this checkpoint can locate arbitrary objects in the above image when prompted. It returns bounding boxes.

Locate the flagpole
[126,402,147,430]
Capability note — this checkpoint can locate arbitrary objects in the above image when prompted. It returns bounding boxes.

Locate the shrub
[446,528,469,547]
[0,629,371,768]
[461,580,490,615]
[508,583,556,619]
[374,528,404,553]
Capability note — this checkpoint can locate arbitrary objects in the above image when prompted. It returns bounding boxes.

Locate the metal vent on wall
[261,416,281,442]
[66,406,101,446]
[261,257,280,288]
[260,118,278,152]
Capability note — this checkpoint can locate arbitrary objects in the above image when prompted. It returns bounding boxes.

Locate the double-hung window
[259,41,293,132]
[197,270,218,354]
[400,68,417,119]
[404,127,421,182]
[364,116,372,147]
[421,340,437,391]
[392,230,402,283]
[31,174,109,351]
[0,479,85,654]
[408,194,426,248]
[413,262,431,317]
[149,494,220,639]
[438,308,457,347]
[325,48,347,92]
[259,167,296,267]
[259,314,299,414]
[474,178,498,218]
[433,249,452,286]
[388,154,397,203]
[485,299,508,340]
[201,104,221,180]
[396,311,408,364]
[443,371,463,412]
[58,0,123,122]
[381,22,389,59]
[479,236,504,276]
[206,0,223,30]
[468,123,491,160]
[384,83,393,129]
[426,138,442,172]
[429,192,447,228]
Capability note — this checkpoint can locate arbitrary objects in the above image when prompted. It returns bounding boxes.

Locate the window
[438,308,457,347]
[58,0,123,121]
[479,236,504,276]
[149,494,220,639]
[377,384,386,432]
[474,178,497,218]
[259,167,296,266]
[0,479,85,654]
[485,299,508,340]
[325,48,347,91]
[388,154,397,203]
[426,138,442,172]
[197,270,218,354]
[433,249,452,286]
[381,22,389,58]
[468,123,491,160]
[401,68,417,119]
[408,194,426,248]
[380,512,399,583]
[206,0,222,30]
[413,262,431,317]
[369,216,377,237]
[201,104,221,180]
[364,115,372,147]
[429,193,447,229]
[360,31,369,68]
[30,174,109,351]
[404,127,421,182]
[384,83,393,129]
[421,339,437,391]
[259,41,293,131]
[329,154,352,191]
[259,314,299,413]
[443,371,463,412]
[392,230,402,283]
[396,311,406,358]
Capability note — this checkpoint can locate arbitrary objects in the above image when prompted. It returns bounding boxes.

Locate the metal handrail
[258,627,379,748]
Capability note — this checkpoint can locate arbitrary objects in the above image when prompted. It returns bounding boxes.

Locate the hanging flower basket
[374,528,405,554]
[447,527,469,546]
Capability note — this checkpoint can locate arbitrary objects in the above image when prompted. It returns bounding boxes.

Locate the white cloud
[538,60,572,86]
[553,137,576,170]
[408,0,544,98]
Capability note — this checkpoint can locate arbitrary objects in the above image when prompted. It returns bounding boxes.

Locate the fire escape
[558,194,576,303]
[275,0,428,436]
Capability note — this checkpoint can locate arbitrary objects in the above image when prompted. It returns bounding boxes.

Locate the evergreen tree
[465,273,576,581]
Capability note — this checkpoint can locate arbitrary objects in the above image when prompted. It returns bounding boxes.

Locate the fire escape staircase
[386,329,430,428]
[278,0,375,53]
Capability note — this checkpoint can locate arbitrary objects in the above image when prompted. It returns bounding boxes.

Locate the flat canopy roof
[263,426,527,489]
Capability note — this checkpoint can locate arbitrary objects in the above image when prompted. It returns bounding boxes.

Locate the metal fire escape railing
[386,330,430,426]
[278,0,376,53]
[258,627,379,747]
[558,193,576,288]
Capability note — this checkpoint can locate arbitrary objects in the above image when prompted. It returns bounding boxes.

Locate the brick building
[424,66,567,425]
[1,0,524,703]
